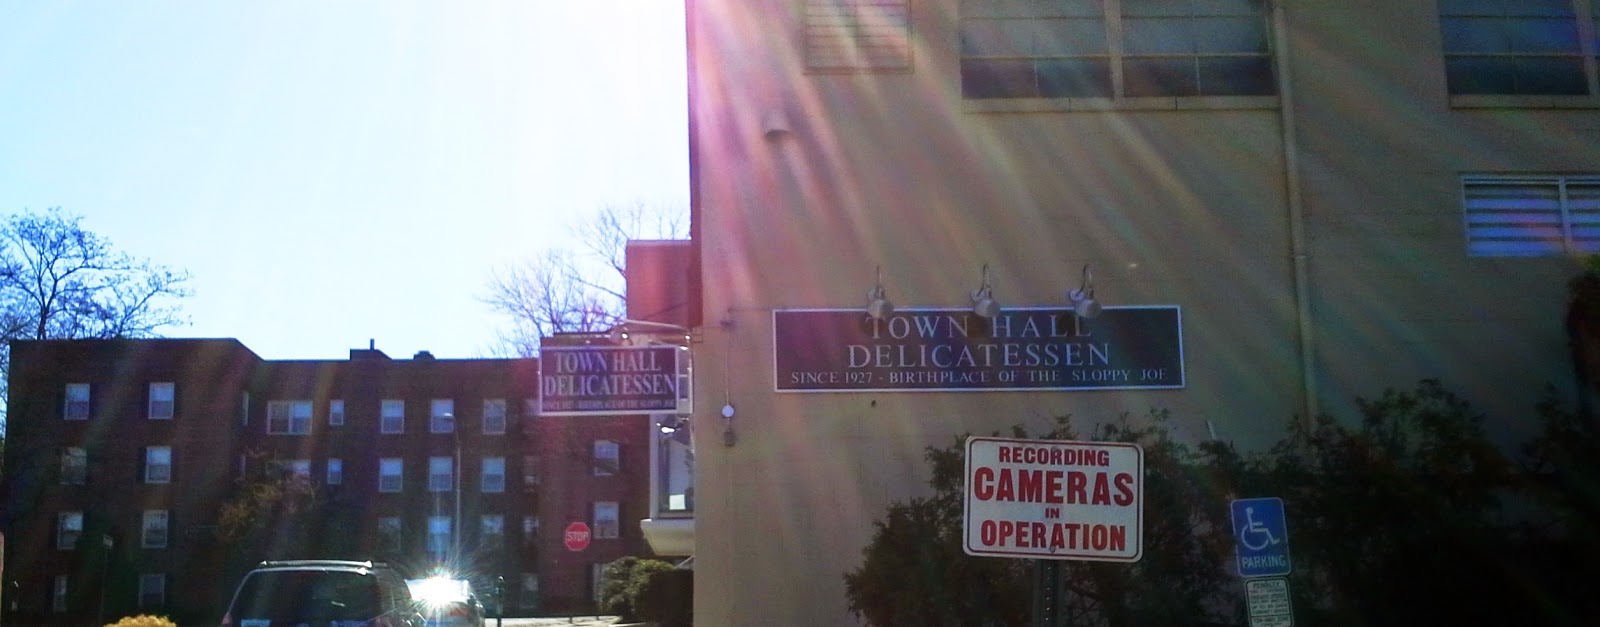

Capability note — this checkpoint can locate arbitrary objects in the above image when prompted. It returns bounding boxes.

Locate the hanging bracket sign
[773,306,1182,392]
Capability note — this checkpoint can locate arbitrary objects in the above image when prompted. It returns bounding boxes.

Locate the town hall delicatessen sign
[772,306,1182,392]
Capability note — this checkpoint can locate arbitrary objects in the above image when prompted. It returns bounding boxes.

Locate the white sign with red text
[962,436,1144,561]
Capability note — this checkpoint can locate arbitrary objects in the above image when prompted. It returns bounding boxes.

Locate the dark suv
[220,560,424,627]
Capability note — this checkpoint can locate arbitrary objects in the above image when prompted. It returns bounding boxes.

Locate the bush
[104,615,177,627]
[598,557,676,622]
[637,568,693,627]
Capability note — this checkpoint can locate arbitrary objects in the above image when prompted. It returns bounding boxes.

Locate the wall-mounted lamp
[866,266,894,319]
[658,416,690,435]
[1067,264,1103,318]
[970,264,1000,319]
[608,318,693,344]
[762,110,792,140]
[720,404,736,447]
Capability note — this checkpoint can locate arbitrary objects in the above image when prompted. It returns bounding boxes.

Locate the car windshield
[230,570,384,624]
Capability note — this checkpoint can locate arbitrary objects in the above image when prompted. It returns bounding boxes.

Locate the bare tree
[0,207,193,428]
[482,202,686,356]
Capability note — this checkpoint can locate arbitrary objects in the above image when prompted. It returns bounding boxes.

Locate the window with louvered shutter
[807,0,912,72]
[1463,175,1600,255]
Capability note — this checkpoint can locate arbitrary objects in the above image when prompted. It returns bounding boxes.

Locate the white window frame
[429,456,454,493]
[148,382,174,420]
[483,399,507,435]
[139,573,166,608]
[427,515,452,554]
[64,383,90,420]
[58,511,83,549]
[142,510,168,549]
[593,501,620,539]
[329,399,345,427]
[958,0,1276,102]
[1463,174,1600,255]
[267,400,313,435]
[481,457,506,493]
[480,514,505,549]
[381,399,405,434]
[61,447,87,485]
[523,454,541,489]
[520,573,539,608]
[144,446,172,484]
[378,516,403,552]
[52,575,68,612]
[1440,0,1600,97]
[431,399,455,433]
[593,440,619,477]
[327,458,343,485]
[379,458,403,493]
[522,515,539,547]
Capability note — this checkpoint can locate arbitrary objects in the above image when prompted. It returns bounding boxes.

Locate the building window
[139,573,166,608]
[379,458,403,493]
[593,440,619,477]
[480,514,505,550]
[142,510,169,549]
[52,575,68,612]
[429,457,454,492]
[145,446,172,484]
[1440,0,1596,96]
[482,457,506,493]
[427,516,452,554]
[590,563,606,601]
[327,458,343,485]
[64,383,90,420]
[805,0,913,72]
[657,417,695,515]
[381,399,405,434]
[329,399,345,427]
[483,399,507,434]
[431,399,455,433]
[267,400,313,435]
[267,459,311,480]
[519,573,539,609]
[959,0,1276,99]
[61,447,87,485]
[1463,175,1600,255]
[148,382,174,420]
[522,515,539,547]
[378,516,403,552]
[523,455,541,489]
[593,501,620,539]
[58,512,83,549]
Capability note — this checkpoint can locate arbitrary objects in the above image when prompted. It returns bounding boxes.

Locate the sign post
[563,522,591,552]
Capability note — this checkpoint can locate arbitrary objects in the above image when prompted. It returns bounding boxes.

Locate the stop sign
[564,522,591,552]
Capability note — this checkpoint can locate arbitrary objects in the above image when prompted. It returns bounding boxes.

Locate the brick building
[1,338,652,625]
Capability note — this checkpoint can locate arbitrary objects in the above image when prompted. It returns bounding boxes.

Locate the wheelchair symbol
[1237,506,1280,551]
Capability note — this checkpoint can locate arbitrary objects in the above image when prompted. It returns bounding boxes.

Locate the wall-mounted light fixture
[866,266,894,319]
[720,404,736,447]
[1067,264,1102,318]
[658,416,690,435]
[608,318,693,344]
[970,264,1000,319]
[762,110,792,140]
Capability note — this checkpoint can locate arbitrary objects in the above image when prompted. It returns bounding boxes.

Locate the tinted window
[230,570,383,624]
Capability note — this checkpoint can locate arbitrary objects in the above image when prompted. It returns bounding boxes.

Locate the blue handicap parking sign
[1230,497,1291,578]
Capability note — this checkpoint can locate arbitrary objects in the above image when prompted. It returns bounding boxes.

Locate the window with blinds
[1462,175,1600,256]
[806,0,912,72]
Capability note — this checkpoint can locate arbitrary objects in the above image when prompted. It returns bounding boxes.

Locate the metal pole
[454,426,462,568]
[1032,560,1065,627]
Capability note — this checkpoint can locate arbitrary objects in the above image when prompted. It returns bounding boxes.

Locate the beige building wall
[687,1,1597,624]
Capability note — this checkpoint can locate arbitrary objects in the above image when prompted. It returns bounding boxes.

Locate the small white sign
[962,436,1143,561]
[1246,578,1293,627]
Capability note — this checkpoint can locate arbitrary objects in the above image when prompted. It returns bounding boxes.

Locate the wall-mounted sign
[773,306,1182,392]
[539,345,683,415]
[962,436,1144,561]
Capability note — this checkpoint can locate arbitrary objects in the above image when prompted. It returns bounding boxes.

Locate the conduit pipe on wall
[1273,0,1318,426]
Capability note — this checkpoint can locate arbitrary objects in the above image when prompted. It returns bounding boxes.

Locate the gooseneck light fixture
[970,264,1001,319]
[1067,264,1102,319]
[867,266,894,320]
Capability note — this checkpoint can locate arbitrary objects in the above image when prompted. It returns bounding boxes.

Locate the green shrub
[598,556,677,622]
[104,615,177,627]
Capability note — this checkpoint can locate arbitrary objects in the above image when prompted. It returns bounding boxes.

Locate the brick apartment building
[1,338,652,625]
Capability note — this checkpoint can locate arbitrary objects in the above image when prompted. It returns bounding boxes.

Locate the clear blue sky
[0,1,689,360]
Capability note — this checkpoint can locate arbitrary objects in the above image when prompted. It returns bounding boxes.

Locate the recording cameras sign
[539,345,682,416]
[963,436,1144,561]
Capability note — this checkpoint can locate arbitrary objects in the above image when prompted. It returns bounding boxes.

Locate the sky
[0,1,689,360]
